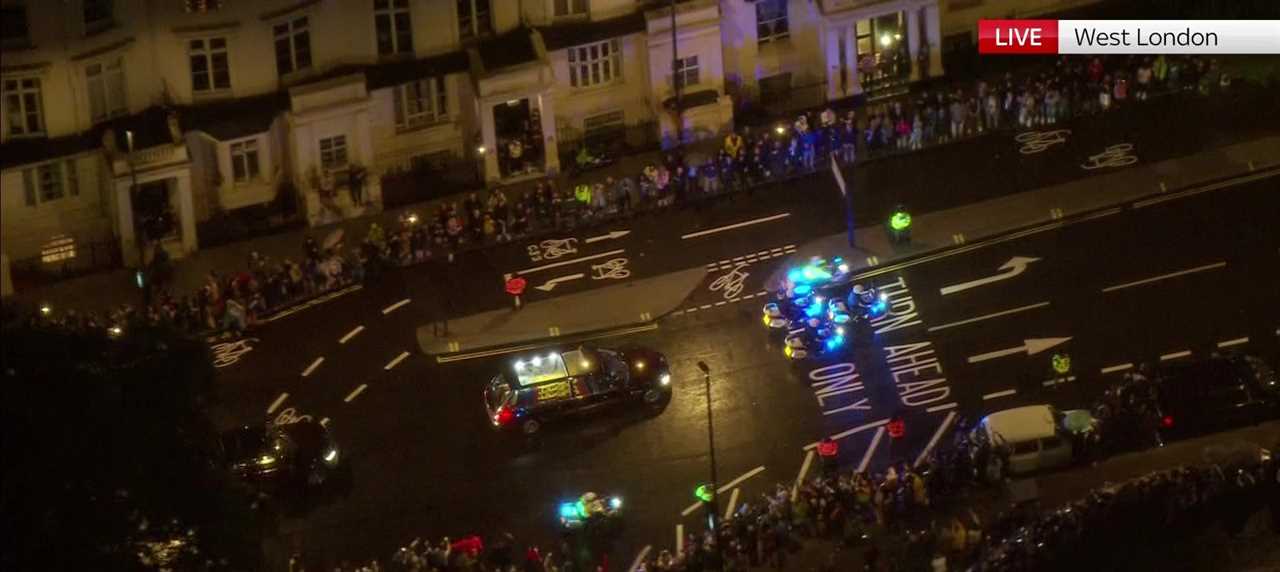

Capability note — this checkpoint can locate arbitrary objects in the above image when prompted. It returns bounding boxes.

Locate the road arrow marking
[940,256,1041,296]
[967,337,1072,364]
[535,273,584,292]
[585,229,631,243]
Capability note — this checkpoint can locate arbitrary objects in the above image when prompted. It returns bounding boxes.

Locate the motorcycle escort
[558,492,623,533]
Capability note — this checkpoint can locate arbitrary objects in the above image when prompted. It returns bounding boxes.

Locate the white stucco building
[1,0,1095,296]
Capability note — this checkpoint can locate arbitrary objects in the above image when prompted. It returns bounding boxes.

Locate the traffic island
[418,267,707,361]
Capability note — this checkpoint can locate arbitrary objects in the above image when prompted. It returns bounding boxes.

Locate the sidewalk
[418,267,706,358]
[767,134,1280,290]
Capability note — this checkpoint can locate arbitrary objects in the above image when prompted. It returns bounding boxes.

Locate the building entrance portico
[822,0,942,100]
[478,88,559,184]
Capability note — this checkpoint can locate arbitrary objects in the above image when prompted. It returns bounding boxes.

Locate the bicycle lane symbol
[210,337,259,368]
[709,263,751,301]
[526,238,579,262]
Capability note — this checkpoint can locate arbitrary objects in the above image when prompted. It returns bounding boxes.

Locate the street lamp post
[125,130,150,304]
[696,360,723,566]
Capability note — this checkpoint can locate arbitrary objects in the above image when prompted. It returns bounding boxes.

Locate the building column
[354,108,382,210]
[480,101,499,183]
[846,25,861,95]
[924,4,944,78]
[537,92,560,176]
[174,171,198,257]
[907,8,922,80]
[115,179,140,268]
[825,24,841,100]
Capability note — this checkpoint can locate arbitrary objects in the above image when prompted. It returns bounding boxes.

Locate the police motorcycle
[783,317,847,361]
[763,257,852,331]
[839,283,889,324]
[558,492,623,532]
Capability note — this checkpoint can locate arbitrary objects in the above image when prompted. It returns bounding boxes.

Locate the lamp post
[125,130,150,304]
[696,361,722,561]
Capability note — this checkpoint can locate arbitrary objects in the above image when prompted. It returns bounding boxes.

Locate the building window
[756,0,789,45]
[375,0,413,56]
[22,160,77,206]
[83,0,114,35]
[86,58,127,122]
[3,77,44,136]
[567,39,620,88]
[1,3,30,48]
[554,0,587,17]
[318,135,348,171]
[273,17,312,76]
[184,0,225,12]
[394,76,447,129]
[230,139,261,183]
[582,109,624,144]
[456,0,491,40]
[189,37,231,93]
[674,55,699,89]
[41,235,78,264]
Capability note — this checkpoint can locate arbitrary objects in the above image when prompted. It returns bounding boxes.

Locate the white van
[977,405,1089,475]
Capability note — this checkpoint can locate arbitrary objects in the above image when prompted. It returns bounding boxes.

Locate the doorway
[493,98,543,178]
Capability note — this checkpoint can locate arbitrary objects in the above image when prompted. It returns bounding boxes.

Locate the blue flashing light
[826,335,845,350]
[870,300,888,316]
[794,284,812,296]
[787,270,802,283]
[805,302,825,317]
[559,502,580,520]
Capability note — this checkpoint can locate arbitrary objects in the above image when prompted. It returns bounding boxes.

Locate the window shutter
[23,169,36,206]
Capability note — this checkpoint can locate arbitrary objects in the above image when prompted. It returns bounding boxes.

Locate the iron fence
[10,238,122,291]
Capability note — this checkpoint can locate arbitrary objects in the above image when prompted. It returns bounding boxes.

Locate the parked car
[484,344,671,435]
[1152,354,1279,440]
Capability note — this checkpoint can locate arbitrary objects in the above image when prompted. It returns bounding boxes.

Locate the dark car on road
[1154,354,1279,440]
[217,420,342,489]
[484,344,671,435]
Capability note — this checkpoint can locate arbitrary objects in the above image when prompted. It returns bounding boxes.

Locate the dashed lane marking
[983,389,1017,400]
[344,384,369,403]
[1160,350,1192,361]
[384,351,411,370]
[1101,261,1227,293]
[1101,363,1134,374]
[926,302,1050,333]
[706,244,796,271]
[858,427,886,473]
[927,402,958,412]
[916,411,958,467]
[1043,375,1077,387]
[382,298,411,315]
[792,450,815,500]
[263,284,363,322]
[1217,337,1249,348]
[339,325,365,344]
[806,419,888,450]
[723,488,740,520]
[435,323,659,363]
[676,525,684,553]
[700,304,712,310]
[681,501,701,517]
[266,392,289,414]
[301,357,325,377]
[866,256,879,266]
[681,212,791,239]
[715,301,727,306]
[628,546,652,572]
[718,466,766,495]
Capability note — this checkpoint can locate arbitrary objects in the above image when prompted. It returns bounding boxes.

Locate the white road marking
[983,389,1018,400]
[628,546,652,572]
[1160,350,1192,361]
[858,427,886,473]
[715,301,727,306]
[718,466,766,494]
[263,284,363,322]
[1101,363,1134,374]
[967,337,1072,364]
[916,411,958,467]
[700,304,712,310]
[938,257,1040,296]
[927,302,1050,332]
[1217,337,1249,348]
[792,450,815,500]
[676,525,684,553]
[301,357,325,377]
[382,298,411,315]
[266,393,289,414]
[927,402,958,412]
[339,326,365,344]
[585,230,630,244]
[723,488,740,520]
[1134,169,1278,209]
[384,351,411,370]
[344,384,368,403]
[534,273,585,292]
[319,417,330,427]
[681,212,791,239]
[515,249,626,275]
[806,419,888,449]
[1101,261,1226,293]
[681,500,702,517]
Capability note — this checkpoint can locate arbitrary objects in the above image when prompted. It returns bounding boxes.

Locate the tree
[1,321,264,570]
